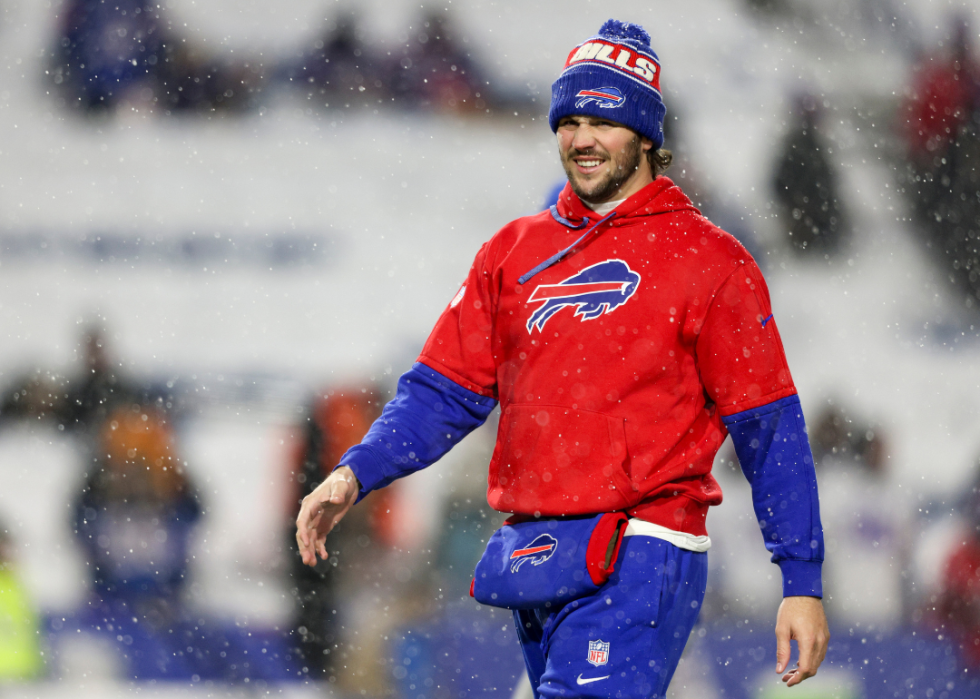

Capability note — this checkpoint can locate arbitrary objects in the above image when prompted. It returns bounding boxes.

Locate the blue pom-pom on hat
[596,19,650,46]
[548,19,666,149]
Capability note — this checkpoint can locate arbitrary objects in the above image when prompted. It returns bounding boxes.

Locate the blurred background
[1,0,980,697]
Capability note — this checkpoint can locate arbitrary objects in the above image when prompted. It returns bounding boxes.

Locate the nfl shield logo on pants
[587,639,610,666]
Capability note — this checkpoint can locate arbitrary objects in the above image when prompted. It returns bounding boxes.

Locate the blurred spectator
[58,401,300,681]
[284,13,385,108]
[74,403,201,614]
[387,11,491,113]
[52,0,165,114]
[742,0,791,16]
[0,368,63,425]
[0,325,137,434]
[899,18,980,309]
[154,42,261,116]
[772,94,849,257]
[901,17,980,178]
[0,523,44,680]
[934,467,980,670]
[59,326,138,434]
[811,401,908,628]
[52,0,261,116]
[922,118,980,310]
[810,400,886,468]
[51,4,523,119]
[284,385,381,679]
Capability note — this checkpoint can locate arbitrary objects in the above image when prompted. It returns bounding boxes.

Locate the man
[297,19,828,697]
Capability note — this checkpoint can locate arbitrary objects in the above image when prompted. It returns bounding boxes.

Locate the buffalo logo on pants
[526,259,641,333]
[509,534,558,572]
[588,639,610,666]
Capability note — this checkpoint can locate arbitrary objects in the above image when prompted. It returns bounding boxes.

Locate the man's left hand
[775,596,829,687]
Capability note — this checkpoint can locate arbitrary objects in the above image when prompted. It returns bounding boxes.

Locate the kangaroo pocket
[487,404,634,515]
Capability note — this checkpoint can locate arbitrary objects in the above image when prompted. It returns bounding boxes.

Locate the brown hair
[648,147,673,177]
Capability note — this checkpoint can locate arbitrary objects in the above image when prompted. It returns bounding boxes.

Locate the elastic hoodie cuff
[335,444,389,502]
[778,559,823,598]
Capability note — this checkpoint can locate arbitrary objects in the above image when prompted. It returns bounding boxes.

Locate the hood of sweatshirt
[518,176,702,285]
[553,176,700,229]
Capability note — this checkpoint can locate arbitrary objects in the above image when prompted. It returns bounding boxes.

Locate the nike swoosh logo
[576,674,610,685]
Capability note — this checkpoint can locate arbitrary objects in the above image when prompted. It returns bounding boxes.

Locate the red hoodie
[417,177,797,536]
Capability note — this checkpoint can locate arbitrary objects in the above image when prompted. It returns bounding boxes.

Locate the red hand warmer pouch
[469,512,628,610]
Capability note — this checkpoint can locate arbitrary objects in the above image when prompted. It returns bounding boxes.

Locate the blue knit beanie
[548,20,666,149]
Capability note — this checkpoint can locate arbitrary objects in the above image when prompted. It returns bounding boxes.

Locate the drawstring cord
[548,205,590,230]
[518,211,617,285]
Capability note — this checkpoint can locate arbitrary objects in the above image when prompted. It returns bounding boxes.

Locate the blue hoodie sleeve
[721,394,824,598]
[337,363,497,499]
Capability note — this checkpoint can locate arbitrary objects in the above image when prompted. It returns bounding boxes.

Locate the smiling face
[556,115,654,205]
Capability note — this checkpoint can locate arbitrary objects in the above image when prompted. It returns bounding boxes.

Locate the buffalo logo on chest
[525,259,641,333]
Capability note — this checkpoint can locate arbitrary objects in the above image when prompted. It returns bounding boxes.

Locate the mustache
[564,147,608,160]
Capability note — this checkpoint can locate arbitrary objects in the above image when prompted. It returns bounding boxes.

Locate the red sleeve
[696,258,797,416]
[417,241,498,398]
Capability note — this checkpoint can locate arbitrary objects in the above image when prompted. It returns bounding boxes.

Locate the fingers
[774,623,790,675]
[780,638,815,687]
[785,625,828,687]
[782,669,803,687]
[796,635,816,678]
[782,658,817,686]
[294,468,359,567]
[782,667,810,687]
[298,503,329,565]
[295,507,320,566]
[778,623,830,686]
[295,491,327,566]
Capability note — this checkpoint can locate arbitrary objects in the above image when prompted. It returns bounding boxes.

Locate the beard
[560,135,644,204]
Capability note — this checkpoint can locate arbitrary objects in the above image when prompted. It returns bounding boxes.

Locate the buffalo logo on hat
[574,87,624,109]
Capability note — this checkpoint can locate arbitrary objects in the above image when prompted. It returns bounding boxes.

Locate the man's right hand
[774,596,829,686]
[295,465,360,566]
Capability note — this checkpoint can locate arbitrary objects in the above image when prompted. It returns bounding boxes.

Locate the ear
[640,137,654,154]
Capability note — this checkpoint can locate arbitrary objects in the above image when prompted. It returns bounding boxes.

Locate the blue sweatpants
[513,535,707,699]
